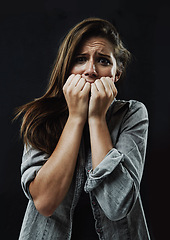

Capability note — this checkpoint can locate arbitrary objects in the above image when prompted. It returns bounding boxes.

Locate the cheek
[110,62,118,77]
[100,66,116,78]
[70,65,84,75]
[110,67,117,77]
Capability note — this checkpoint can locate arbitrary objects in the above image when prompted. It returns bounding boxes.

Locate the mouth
[85,79,95,84]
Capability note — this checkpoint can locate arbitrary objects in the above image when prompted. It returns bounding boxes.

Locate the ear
[114,71,122,82]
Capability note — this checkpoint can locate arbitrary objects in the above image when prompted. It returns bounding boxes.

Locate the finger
[90,82,98,96]
[100,77,112,92]
[107,77,116,92]
[102,77,116,95]
[94,79,105,93]
[63,74,75,89]
[69,74,82,87]
[76,77,86,91]
[108,78,118,96]
[81,82,91,95]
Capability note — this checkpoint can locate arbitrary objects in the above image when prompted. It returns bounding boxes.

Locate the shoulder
[107,99,148,127]
[111,99,148,117]
[125,100,148,120]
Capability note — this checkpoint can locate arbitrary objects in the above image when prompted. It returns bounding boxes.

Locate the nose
[82,60,98,79]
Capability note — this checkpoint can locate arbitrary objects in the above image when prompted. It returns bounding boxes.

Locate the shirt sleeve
[84,101,149,221]
[20,144,49,200]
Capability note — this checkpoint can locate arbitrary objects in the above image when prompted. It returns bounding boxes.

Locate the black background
[1,0,169,239]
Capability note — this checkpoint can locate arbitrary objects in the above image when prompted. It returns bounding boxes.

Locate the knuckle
[67,87,72,95]
[95,93,101,100]
[108,91,114,98]
[92,91,97,98]
[114,88,118,96]
[79,93,86,100]
[63,86,66,93]
[80,77,85,82]
[106,77,111,81]
[95,79,100,84]
[63,86,68,95]
[101,77,106,82]
[100,93,106,99]
[72,89,78,97]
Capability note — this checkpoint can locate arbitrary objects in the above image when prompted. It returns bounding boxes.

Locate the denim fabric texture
[19,99,150,240]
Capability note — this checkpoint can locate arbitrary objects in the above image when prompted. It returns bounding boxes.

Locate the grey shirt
[19,99,150,239]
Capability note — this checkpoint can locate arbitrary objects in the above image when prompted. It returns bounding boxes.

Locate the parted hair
[15,17,131,155]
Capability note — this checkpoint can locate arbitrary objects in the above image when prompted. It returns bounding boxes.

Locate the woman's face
[70,36,118,83]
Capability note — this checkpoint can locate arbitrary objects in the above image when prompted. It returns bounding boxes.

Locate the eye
[98,57,111,66]
[75,56,87,64]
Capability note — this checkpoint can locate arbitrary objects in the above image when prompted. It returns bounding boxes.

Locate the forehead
[78,36,114,54]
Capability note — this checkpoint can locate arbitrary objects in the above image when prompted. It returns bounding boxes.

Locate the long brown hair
[15,17,131,155]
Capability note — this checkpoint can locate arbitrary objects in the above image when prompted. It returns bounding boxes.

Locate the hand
[88,77,117,120]
[63,74,91,123]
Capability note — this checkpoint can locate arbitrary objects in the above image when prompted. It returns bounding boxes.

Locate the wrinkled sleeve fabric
[84,101,149,221]
[21,144,49,200]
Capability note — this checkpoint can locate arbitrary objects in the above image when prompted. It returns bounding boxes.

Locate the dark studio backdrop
[1,0,169,239]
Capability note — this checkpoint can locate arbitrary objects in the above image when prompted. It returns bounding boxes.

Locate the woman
[17,18,150,239]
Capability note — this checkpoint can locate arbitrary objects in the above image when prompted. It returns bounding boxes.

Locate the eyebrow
[76,52,112,58]
[98,53,111,58]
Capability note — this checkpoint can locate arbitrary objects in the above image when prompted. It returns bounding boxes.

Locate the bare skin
[29,37,121,216]
[71,37,120,168]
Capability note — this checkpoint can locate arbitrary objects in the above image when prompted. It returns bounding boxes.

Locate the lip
[85,79,95,84]
[86,80,94,83]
